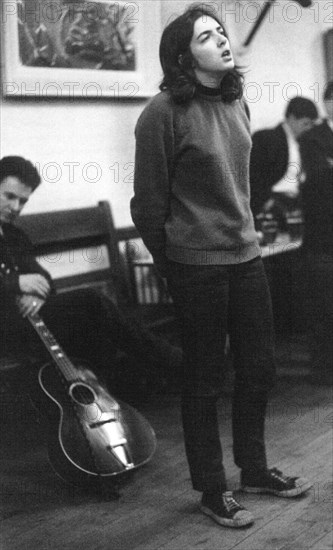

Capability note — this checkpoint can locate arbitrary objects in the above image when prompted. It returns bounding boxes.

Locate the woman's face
[189,15,234,87]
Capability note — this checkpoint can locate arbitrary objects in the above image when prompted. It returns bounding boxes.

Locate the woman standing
[131,4,312,528]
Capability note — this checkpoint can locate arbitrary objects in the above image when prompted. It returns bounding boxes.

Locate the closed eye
[198,26,226,43]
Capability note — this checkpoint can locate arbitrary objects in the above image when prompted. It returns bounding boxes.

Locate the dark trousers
[166,256,276,492]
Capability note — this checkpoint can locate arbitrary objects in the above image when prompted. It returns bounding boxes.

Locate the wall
[0,0,163,225]
[1,0,332,225]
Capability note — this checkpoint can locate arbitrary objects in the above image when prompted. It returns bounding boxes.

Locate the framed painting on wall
[1,0,162,98]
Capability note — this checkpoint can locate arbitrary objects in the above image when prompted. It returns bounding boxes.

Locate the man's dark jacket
[0,223,52,320]
[299,120,333,255]
[250,124,289,216]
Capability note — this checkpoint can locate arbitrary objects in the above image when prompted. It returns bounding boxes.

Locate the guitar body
[38,359,156,487]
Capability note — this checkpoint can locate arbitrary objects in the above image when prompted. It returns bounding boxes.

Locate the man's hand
[19,274,50,299]
[16,294,45,318]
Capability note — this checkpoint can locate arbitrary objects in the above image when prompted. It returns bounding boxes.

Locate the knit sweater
[131,88,260,275]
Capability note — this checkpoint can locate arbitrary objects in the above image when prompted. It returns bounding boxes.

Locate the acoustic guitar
[28,313,157,488]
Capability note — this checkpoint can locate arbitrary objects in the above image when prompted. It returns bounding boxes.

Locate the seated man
[0,156,181,398]
[250,96,318,227]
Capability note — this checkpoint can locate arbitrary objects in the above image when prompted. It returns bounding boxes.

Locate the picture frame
[1,0,162,98]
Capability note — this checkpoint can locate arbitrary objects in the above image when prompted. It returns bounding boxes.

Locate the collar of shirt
[272,122,301,196]
[282,120,299,144]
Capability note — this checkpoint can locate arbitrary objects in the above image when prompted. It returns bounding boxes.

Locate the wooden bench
[16,200,174,322]
[0,200,175,379]
[16,200,126,300]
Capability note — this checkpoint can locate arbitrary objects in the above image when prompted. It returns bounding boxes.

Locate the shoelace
[269,468,295,483]
[222,492,243,512]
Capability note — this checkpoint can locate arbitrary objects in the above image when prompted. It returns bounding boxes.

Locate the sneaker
[200,491,254,528]
[241,467,313,498]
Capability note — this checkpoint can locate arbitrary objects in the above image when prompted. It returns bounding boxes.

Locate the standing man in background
[299,82,333,385]
[250,97,318,222]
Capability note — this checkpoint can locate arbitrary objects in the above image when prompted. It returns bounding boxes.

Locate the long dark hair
[159,4,244,104]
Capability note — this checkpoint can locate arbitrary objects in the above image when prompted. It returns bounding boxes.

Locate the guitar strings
[28,313,134,472]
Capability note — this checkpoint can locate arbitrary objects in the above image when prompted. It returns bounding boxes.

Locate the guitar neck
[28,313,76,381]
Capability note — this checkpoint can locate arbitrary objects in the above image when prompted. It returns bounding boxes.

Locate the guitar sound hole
[70,383,95,405]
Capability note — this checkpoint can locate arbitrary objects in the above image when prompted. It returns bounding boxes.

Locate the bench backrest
[15,201,130,301]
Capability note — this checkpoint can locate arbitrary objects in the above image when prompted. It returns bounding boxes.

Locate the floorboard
[310,532,333,550]
[0,376,332,550]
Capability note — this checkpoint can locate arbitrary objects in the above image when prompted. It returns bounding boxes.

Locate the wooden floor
[1,371,332,550]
